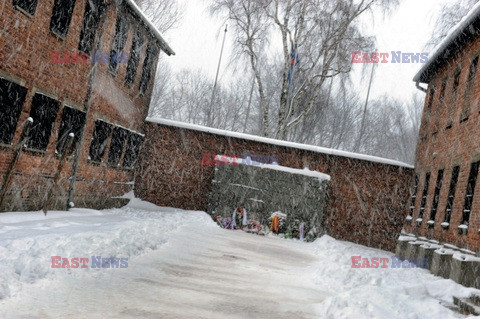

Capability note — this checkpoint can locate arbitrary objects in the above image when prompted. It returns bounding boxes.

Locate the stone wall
[207,162,329,238]
[135,119,414,252]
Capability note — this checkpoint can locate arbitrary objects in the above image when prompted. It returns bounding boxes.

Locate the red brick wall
[0,1,160,211]
[135,123,413,252]
[407,37,480,253]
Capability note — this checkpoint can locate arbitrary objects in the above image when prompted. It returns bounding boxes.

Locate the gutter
[415,81,427,93]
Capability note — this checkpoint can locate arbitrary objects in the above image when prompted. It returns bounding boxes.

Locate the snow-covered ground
[0,199,477,318]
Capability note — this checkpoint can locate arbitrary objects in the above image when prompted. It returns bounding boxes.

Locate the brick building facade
[0,0,173,211]
[409,5,480,253]
[135,118,413,252]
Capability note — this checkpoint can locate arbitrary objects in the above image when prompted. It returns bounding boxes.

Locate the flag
[287,44,299,87]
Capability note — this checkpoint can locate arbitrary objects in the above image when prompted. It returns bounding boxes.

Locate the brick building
[409,4,480,253]
[0,0,173,211]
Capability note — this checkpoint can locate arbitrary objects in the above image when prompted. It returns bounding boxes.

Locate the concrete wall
[207,163,329,238]
[135,121,414,252]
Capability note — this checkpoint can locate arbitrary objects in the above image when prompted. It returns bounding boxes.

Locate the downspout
[66,0,118,209]
[415,81,427,93]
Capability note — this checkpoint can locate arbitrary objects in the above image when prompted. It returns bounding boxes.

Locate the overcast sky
[162,0,456,104]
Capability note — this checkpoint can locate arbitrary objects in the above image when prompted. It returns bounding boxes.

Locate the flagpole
[208,24,228,126]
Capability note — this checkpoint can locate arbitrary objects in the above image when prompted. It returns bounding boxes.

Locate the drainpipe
[415,81,427,93]
[66,0,118,209]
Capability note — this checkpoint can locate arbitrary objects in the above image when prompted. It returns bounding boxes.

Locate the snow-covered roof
[413,2,480,83]
[146,117,414,169]
[125,0,175,56]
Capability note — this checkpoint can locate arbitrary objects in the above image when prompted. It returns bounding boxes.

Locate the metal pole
[208,24,228,126]
[0,118,33,211]
[66,2,113,210]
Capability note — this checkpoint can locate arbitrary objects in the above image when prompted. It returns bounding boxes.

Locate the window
[107,127,127,166]
[12,0,38,15]
[446,70,461,129]
[56,106,86,155]
[462,161,479,226]
[78,0,104,53]
[27,93,60,151]
[123,132,143,168]
[418,172,431,220]
[421,88,435,140]
[139,42,158,94]
[125,30,144,86]
[429,169,444,222]
[0,78,27,145]
[50,0,76,38]
[409,174,419,216]
[444,166,460,223]
[461,57,479,122]
[109,14,129,74]
[89,120,112,162]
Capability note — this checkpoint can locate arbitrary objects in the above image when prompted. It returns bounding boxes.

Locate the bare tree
[210,0,398,139]
[426,0,478,50]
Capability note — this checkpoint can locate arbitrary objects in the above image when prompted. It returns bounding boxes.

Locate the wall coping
[146,117,414,169]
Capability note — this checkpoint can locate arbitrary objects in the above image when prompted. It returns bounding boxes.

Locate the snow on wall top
[146,117,414,169]
[413,2,480,83]
[125,0,175,56]
[214,155,331,181]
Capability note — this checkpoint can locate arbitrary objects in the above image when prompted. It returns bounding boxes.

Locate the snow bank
[310,235,478,318]
[147,117,413,168]
[0,199,215,299]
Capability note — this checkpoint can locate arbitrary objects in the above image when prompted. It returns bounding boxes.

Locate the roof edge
[145,117,414,169]
[125,0,175,56]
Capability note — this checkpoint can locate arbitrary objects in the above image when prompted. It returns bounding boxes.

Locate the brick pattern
[407,38,480,253]
[0,1,160,211]
[135,123,413,252]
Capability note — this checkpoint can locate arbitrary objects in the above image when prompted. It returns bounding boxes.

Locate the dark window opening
[125,30,144,86]
[78,0,104,53]
[27,93,60,151]
[409,174,419,216]
[444,166,460,223]
[56,106,86,155]
[461,57,479,122]
[89,120,113,162]
[0,78,27,145]
[468,57,478,84]
[50,0,76,38]
[429,169,444,222]
[109,14,129,74]
[12,0,38,15]
[139,42,158,94]
[123,132,144,169]
[438,78,447,110]
[107,127,127,166]
[418,172,431,220]
[462,161,479,225]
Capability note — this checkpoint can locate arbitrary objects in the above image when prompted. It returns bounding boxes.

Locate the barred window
[12,0,38,15]
[123,132,143,168]
[418,172,431,220]
[444,166,460,223]
[139,42,158,94]
[89,120,113,162]
[125,30,144,86]
[109,14,129,74]
[50,0,77,38]
[78,0,104,53]
[27,94,60,151]
[462,161,479,225]
[409,174,419,216]
[56,106,86,155]
[429,169,444,222]
[107,127,127,166]
[0,78,27,145]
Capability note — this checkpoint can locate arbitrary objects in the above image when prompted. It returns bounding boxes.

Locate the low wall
[134,118,414,252]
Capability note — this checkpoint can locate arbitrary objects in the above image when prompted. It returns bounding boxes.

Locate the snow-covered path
[0,200,478,318]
